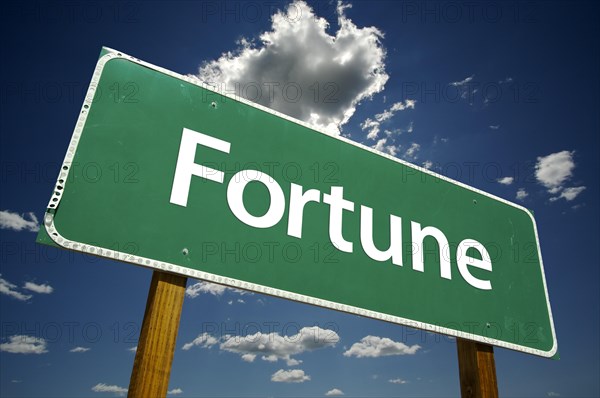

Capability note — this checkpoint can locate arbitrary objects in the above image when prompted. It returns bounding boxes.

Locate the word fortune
[170,128,493,290]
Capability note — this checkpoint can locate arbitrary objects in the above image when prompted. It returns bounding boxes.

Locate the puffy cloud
[241,353,256,362]
[422,160,433,170]
[371,139,420,161]
[197,1,388,134]
[535,151,575,193]
[168,388,183,395]
[181,332,219,351]
[450,74,474,86]
[362,100,416,140]
[449,74,478,102]
[389,378,408,384]
[0,275,32,301]
[70,347,90,353]
[372,138,398,156]
[550,186,586,202]
[185,282,227,297]
[325,388,345,396]
[497,176,514,185]
[182,326,338,365]
[535,151,586,202]
[185,281,251,298]
[516,188,528,201]
[489,125,500,130]
[1,276,54,301]
[220,326,338,364]
[404,143,420,160]
[0,335,48,354]
[375,100,416,122]
[0,210,39,232]
[361,118,381,140]
[343,335,420,358]
[91,383,127,395]
[23,282,54,294]
[271,369,310,383]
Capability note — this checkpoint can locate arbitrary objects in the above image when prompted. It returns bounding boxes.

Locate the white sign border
[43,47,557,358]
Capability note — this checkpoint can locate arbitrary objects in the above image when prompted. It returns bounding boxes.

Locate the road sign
[37,47,557,357]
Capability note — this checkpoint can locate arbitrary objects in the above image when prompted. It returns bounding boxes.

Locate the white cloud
[198,0,388,135]
[325,388,345,396]
[499,77,513,84]
[128,346,137,353]
[0,210,39,232]
[535,150,575,193]
[389,378,408,384]
[23,282,54,294]
[550,186,586,202]
[241,353,256,362]
[0,335,48,354]
[375,100,415,122]
[185,281,251,298]
[343,335,420,358]
[91,383,127,395]
[0,275,32,301]
[497,176,514,185]
[361,118,380,140]
[185,282,227,297]
[220,326,338,364]
[181,332,219,351]
[450,74,474,86]
[449,75,478,104]
[362,100,415,140]
[404,142,420,160]
[183,326,339,365]
[70,346,90,353]
[371,138,398,156]
[374,110,393,123]
[516,188,528,201]
[422,160,433,170]
[271,369,310,383]
[489,125,500,130]
[168,388,183,395]
[286,357,303,366]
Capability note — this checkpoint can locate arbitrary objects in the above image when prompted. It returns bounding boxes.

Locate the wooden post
[456,338,499,398]
[128,271,187,398]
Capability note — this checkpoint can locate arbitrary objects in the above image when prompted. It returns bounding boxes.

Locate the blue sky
[0,1,599,397]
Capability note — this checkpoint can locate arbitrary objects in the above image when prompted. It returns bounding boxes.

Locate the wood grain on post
[128,271,187,398]
[457,338,499,398]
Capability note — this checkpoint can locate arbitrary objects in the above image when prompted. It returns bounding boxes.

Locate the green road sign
[38,47,557,357]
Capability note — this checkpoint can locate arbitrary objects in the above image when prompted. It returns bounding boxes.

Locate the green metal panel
[37,48,556,357]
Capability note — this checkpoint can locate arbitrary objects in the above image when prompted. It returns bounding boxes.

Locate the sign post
[457,339,499,398]
[128,271,187,398]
